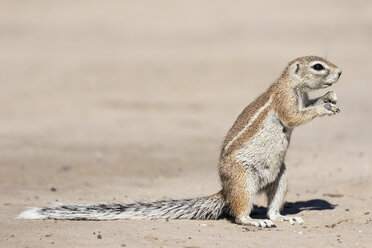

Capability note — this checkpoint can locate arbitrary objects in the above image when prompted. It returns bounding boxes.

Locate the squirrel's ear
[294,63,300,74]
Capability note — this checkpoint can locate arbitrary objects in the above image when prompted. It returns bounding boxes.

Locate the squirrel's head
[285,56,342,91]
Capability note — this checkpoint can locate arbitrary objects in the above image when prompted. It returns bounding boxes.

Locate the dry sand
[1,0,372,247]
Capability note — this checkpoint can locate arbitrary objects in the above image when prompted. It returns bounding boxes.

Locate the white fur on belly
[235,112,290,188]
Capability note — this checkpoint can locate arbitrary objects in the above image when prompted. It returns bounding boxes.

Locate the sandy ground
[1,0,372,247]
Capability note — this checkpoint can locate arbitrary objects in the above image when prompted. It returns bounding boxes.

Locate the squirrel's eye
[312,63,324,71]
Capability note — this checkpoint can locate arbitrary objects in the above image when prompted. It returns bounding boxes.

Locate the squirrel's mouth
[322,83,333,88]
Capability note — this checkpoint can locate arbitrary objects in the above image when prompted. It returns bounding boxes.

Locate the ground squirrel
[19,56,342,228]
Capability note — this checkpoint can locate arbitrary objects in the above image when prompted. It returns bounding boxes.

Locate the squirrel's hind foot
[236,216,276,228]
[269,214,304,225]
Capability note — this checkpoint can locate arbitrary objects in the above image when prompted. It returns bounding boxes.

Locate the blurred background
[1,1,372,247]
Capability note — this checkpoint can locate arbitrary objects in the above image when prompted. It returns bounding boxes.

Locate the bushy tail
[19,192,226,220]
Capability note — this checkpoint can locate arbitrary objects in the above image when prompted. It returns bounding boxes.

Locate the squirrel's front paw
[323,103,340,115]
[322,91,337,104]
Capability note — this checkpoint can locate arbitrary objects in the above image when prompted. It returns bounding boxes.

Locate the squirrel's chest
[235,112,291,183]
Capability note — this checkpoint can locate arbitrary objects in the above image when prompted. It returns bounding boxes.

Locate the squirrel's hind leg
[221,160,275,228]
[265,165,304,225]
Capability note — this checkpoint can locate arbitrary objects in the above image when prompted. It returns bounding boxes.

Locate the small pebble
[60,165,71,172]
[97,234,102,239]
[50,187,57,192]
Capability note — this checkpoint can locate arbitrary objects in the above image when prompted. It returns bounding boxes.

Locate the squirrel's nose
[337,70,342,79]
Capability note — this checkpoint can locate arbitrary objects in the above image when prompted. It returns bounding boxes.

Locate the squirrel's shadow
[251,199,336,218]
[222,199,336,220]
